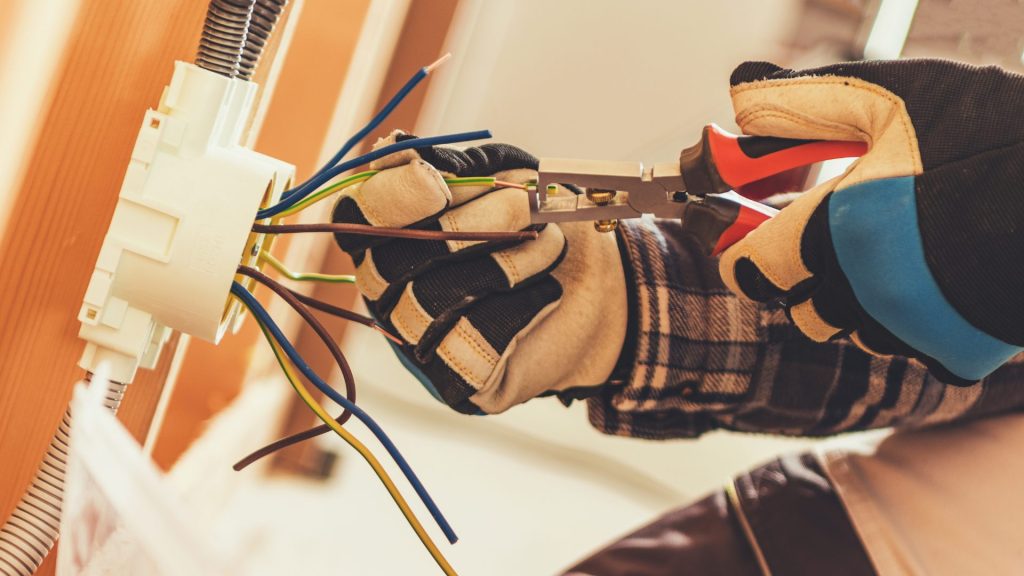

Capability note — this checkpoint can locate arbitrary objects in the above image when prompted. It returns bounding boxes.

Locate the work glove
[719,59,1024,384]
[331,132,628,414]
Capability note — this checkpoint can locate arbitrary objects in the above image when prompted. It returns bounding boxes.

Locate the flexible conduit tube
[196,0,257,78]
[236,0,288,81]
[0,376,129,576]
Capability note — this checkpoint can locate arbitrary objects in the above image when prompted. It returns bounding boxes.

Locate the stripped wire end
[374,323,404,345]
[493,180,529,190]
[424,52,452,75]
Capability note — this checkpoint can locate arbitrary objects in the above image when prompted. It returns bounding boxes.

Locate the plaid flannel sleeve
[586,218,1024,440]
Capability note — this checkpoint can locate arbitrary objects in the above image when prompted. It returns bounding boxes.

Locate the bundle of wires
[232,279,457,575]
[234,54,544,574]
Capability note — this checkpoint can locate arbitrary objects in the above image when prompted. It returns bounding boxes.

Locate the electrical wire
[277,170,378,217]
[280,54,451,205]
[229,281,458,545]
[258,250,355,283]
[250,316,458,576]
[232,285,402,470]
[252,222,537,242]
[233,416,335,470]
[289,289,403,345]
[257,130,494,219]
[444,177,529,190]
[235,266,356,430]
[280,174,528,219]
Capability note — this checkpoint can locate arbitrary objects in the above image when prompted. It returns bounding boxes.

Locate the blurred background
[0,0,1021,574]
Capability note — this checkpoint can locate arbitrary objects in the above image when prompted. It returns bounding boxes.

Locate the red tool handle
[682,192,778,255]
[709,194,776,255]
[680,124,868,201]
[679,124,866,253]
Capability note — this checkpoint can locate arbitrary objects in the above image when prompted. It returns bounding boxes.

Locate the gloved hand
[718,59,1024,384]
[331,132,628,413]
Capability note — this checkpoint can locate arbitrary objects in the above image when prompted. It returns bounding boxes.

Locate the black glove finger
[352,185,541,309]
[405,275,564,414]
[385,226,568,361]
[395,133,539,176]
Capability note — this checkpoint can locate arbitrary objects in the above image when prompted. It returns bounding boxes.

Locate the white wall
[419,0,803,161]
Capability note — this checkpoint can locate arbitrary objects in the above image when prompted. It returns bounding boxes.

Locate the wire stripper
[530,124,867,254]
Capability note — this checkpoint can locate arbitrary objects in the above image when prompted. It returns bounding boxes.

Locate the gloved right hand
[330,132,628,414]
[718,59,1024,384]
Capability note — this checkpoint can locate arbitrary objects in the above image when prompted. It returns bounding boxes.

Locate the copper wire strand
[232,266,357,470]
[252,222,538,242]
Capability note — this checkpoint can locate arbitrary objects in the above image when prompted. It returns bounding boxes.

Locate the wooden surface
[0,0,82,238]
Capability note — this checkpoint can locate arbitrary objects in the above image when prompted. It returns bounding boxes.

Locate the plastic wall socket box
[78,61,295,383]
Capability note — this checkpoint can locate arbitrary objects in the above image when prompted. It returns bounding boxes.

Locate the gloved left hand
[330,132,628,414]
[718,59,1024,384]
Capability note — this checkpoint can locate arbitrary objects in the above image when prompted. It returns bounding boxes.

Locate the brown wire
[233,288,409,468]
[252,222,538,242]
[232,266,357,471]
[291,290,374,326]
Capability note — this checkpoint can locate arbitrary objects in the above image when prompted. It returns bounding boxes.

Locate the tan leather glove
[331,132,627,413]
[719,60,1024,384]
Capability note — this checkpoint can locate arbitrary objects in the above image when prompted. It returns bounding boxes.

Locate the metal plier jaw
[532,159,688,221]
[529,124,868,254]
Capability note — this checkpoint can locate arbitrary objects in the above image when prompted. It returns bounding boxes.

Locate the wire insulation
[253,223,537,242]
[280,54,451,204]
[235,267,356,424]
[229,282,457,544]
[257,130,492,219]
[249,319,457,575]
[196,0,255,78]
[237,0,287,80]
[259,251,355,283]
[278,170,378,217]
[0,377,129,576]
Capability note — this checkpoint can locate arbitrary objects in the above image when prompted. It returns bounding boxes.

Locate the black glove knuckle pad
[330,138,574,413]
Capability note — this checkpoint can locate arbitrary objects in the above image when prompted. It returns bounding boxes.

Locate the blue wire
[256,129,492,219]
[282,68,428,202]
[230,282,459,544]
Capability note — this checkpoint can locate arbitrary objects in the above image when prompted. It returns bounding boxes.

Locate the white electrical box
[78,62,295,382]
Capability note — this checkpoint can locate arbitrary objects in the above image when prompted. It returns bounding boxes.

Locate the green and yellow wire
[258,250,355,284]
[278,170,379,217]
[252,315,458,576]
[278,172,529,219]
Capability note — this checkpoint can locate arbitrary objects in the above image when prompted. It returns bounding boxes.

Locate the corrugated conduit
[0,377,128,576]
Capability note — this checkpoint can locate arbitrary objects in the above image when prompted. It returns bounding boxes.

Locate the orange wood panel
[0,1,254,574]
[151,0,374,471]
[0,0,207,517]
[271,0,462,473]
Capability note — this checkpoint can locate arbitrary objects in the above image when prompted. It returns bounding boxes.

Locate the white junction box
[79,61,295,382]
